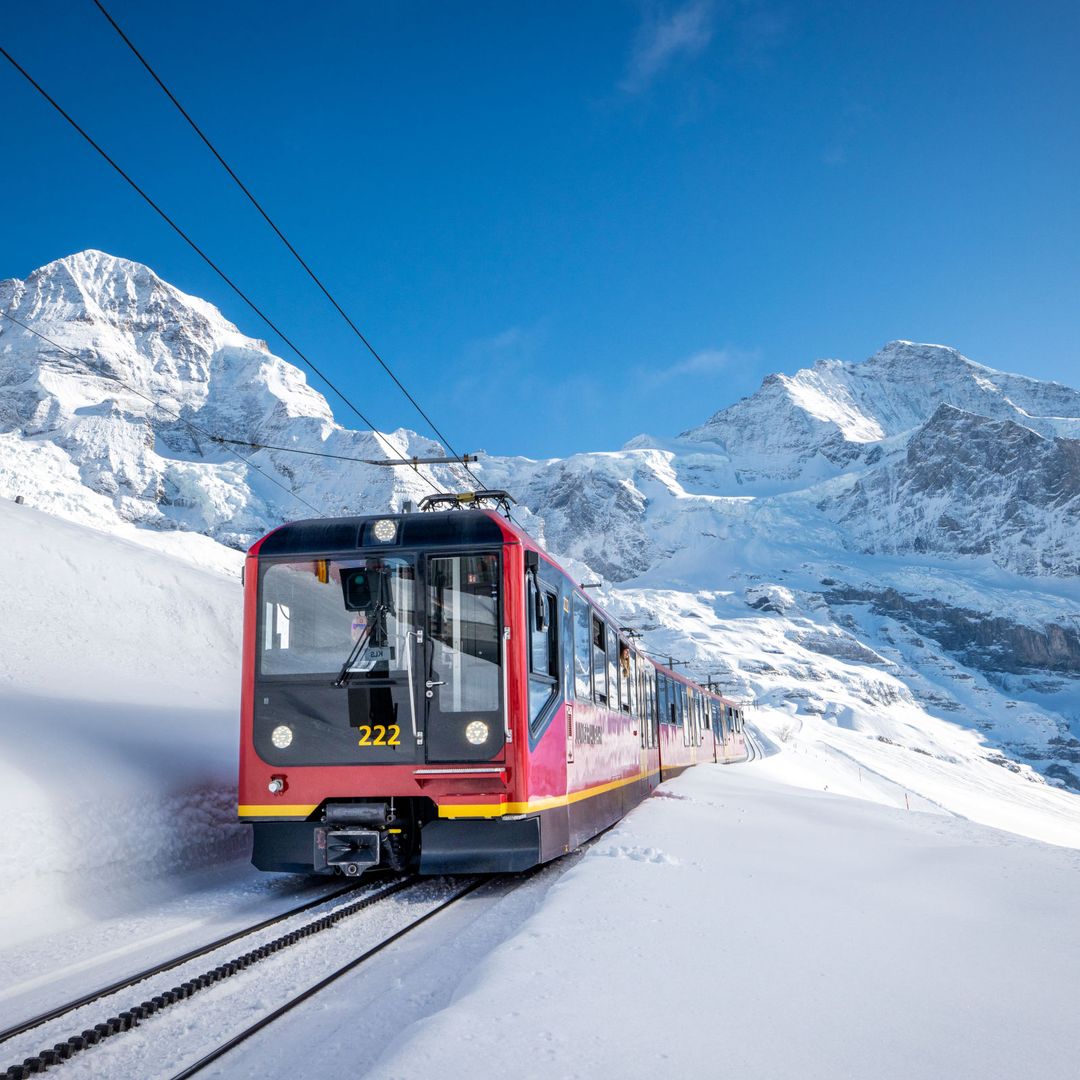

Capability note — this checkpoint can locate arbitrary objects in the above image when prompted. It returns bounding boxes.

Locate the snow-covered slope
[0,496,245,945]
[2,250,1079,815]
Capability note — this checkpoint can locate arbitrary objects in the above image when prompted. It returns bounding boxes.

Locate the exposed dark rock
[823,585,1080,675]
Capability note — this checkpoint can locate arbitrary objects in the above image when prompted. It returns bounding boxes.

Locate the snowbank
[0,498,246,945]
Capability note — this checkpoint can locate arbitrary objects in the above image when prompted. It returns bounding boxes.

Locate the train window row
[568,593,658,748]
[562,585,742,748]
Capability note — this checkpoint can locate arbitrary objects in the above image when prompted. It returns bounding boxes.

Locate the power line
[91,0,485,491]
[0,309,327,520]
[0,42,448,499]
[208,436,477,468]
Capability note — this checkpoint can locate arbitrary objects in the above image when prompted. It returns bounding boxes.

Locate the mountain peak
[680,340,1080,488]
[865,339,991,374]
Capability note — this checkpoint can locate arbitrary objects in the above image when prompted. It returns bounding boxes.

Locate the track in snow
[0,878,375,1047]
[1,875,453,1080]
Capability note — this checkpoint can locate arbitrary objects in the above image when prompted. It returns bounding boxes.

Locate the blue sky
[2,1,1078,458]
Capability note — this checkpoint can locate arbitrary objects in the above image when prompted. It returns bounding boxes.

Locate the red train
[238,494,748,876]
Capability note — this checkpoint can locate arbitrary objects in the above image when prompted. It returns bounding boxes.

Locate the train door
[422,552,506,762]
[648,669,659,753]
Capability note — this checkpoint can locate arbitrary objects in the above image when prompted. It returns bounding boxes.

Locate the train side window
[528,580,553,676]
[572,594,591,701]
[592,616,608,705]
[607,627,620,712]
[619,640,633,714]
[528,584,558,731]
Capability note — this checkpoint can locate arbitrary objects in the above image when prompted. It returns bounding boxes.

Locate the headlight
[271,724,293,749]
[465,720,489,745]
[372,518,397,542]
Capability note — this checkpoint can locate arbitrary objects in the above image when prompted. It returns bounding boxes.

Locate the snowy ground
[358,764,1080,1080]
[3,496,1080,1078]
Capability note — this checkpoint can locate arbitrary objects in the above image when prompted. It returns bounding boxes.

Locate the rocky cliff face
[823,403,1080,577]
[2,250,1079,791]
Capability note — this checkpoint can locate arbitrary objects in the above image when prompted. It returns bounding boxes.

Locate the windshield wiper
[334,603,387,687]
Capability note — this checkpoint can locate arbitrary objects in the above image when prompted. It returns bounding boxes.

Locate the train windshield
[259,557,418,677]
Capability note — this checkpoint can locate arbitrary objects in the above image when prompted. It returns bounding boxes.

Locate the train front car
[238,508,540,877]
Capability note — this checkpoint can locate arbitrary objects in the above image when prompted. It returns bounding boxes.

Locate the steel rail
[170,876,488,1079]
[0,879,378,1046]
[1,876,420,1079]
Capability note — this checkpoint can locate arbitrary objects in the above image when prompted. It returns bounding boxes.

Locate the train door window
[607,627,620,712]
[573,594,591,702]
[680,685,689,745]
[427,554,500,713]
[592,616,608,705]
[528,579,559,731]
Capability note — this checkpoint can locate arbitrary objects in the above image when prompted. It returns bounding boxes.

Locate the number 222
[358,724,400,747]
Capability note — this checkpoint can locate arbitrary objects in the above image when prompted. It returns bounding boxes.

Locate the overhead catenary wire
[0,42,449,499]
[0,309,328,520]
[91,0,486,493]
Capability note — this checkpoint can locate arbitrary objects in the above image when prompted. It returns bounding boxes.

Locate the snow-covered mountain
[2,250,1079,812]
[0,250,456,549]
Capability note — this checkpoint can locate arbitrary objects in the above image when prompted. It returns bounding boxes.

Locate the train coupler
[314,826,381,876]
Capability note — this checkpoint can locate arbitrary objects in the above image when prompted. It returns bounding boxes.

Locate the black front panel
[254,684,424,766]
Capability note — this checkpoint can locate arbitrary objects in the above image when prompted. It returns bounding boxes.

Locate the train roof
[252,508,515,557]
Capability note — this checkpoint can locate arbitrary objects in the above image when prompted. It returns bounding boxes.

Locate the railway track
[0,878,375,1046]
[744,728,764,762]
[1,875,481,1080]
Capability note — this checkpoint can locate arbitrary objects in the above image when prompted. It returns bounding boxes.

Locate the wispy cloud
[620,1,716,94]
[644,346,755,384]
